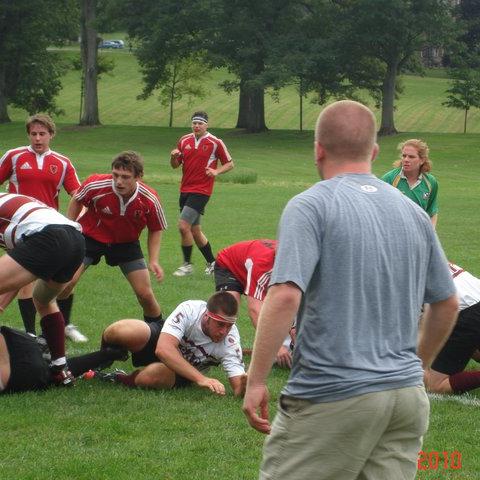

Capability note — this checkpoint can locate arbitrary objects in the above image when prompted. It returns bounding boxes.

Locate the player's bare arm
[147,230,164,282]
[156,332,226,395]
[229,373,248,397]
[170,149,182,169]
[66,196,84,221]
[205,160,234,177]
[243,283,302,433]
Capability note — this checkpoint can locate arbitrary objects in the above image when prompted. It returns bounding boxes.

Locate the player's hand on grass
[276,345,292,369]
[242,384,271,434]
[149,262,164,282]
[197,377,226,396]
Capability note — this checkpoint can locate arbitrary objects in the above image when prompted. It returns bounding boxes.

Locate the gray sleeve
[270,194,323,292]
[423,230,456,304]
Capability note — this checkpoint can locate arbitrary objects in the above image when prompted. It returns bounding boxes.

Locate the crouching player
[0,193,85,385]
[98,291,246,396]
[424,262,480,394]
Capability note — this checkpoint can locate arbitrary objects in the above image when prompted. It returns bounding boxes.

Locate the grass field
[5,45,480,133]
[0,121,479,479]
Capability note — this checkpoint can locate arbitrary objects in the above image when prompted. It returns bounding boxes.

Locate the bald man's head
[315,100,377,163]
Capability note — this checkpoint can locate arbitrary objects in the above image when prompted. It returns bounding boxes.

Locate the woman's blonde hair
[393,139,432,173]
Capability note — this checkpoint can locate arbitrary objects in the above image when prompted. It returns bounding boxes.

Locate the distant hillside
[7,47,480,133]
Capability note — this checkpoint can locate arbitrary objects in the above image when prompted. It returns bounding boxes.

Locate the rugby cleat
[204,261,215,275]
[65,324,88,343]
[173,262,193,277]
[94,368,127,383]
[50,364,75,387]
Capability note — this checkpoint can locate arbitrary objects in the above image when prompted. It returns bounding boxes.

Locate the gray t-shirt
[271,173,455,402]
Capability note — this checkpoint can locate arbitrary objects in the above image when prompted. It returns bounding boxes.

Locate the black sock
[58,295,74,326]
[181,245,193,263]
[18,298,36,336]
[199,241,215,263]
[68,350,125,377]
[144,314,163,324]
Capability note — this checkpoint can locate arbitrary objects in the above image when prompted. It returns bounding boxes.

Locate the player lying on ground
[423,262,480,394]
[0,325,125,394]
[214,239,293,368]
[97,291,246,396]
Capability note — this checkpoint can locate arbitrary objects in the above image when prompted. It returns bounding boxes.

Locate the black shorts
[179,192,210,216]
[9,225,85,283]
[431,302,480,375]
[131,319,191,388]
[214,263,243,295]
[85,236,144,267]
[1,327,51,394]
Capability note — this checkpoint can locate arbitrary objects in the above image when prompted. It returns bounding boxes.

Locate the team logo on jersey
[185,144,192,150]
[20,163,32,170]
[227,335,235,344]
[202,145,209,152]
[360,184,378,193]
[134,210,142,218]
[49,165,58,174]
[101,206,112,214]
[423,192,430,199]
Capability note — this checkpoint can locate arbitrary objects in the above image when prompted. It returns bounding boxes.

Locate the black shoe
[50,364,75,387]
[94,368,127,383]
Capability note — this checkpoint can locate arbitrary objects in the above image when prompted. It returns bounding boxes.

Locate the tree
[443,68,480,133]
[79,0,100,125]
[123,0,308,132]
[344,0,458,135]
[0,1,78,123]
[152,58,210,127]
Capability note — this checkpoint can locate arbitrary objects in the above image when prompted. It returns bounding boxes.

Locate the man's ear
[371,142,379,163]
[315,141,325,164]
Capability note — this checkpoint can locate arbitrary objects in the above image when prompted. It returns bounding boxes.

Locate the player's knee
[135,288,157,307]
[178,220,191,235]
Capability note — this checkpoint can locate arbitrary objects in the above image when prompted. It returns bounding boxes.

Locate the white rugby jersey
[0,192,80,250]
[162,300,245,378]
[449,262,480,310]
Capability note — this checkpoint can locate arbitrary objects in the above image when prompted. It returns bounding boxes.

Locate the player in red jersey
[214,239,293,368]
[170,111,234,277]
[0,114,86,342]
[0,193,85,385]
[58,151,167,325]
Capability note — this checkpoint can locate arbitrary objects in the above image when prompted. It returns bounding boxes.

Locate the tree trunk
[378,61,398,136]
[80,0,100,126]
[0,68,11,123]
[299,76,303,132]
[236,79,267,133]
[464,107,468,134]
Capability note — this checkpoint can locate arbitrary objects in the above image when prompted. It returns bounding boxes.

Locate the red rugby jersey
[74,174,167,244]
[0,146,81,210]
[176,132,232,196]
[216,239,277,300]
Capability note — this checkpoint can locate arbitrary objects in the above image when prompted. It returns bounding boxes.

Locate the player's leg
[174,193,195,275]
[0,332,11,392]
[428,303,480,394]
[17,283,36,336]
[133,362,176,388]
[122,261,162,321]
[102,319,152,352]
[192,224,215,274]
[0,254,37,294]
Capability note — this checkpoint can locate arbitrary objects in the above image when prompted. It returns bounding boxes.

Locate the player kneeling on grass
[98,291,246,396]
[423,262,480,395]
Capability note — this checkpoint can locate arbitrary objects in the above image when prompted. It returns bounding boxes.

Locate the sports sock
[18,298,36,335]
[144,314,163,324]
[449,370,480,393]
[40,312,66,362]
[68,350,123,377]
[116,370,140,387]
[58,295,74,326]
[181,245,193,263]
[198,241,215,263]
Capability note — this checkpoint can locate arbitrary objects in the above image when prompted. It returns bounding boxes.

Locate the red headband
[206,310,237,324]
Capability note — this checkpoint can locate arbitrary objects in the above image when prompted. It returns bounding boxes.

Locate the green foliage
[0,0,79,121]
[443,68,480,133]
[216,168,258,185]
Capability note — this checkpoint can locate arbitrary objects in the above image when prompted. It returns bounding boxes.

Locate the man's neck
[321,161,371,180]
